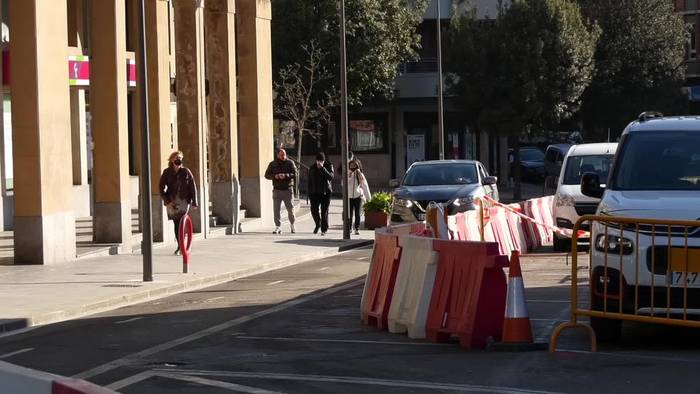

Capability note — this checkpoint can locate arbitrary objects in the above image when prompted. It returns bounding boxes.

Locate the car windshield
[563,155,614,185]
[521,149,545,162]
[403,164,478,186]
[612,131,700,191]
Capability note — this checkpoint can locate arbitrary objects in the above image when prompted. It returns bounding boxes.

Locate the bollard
[179,214,194,273]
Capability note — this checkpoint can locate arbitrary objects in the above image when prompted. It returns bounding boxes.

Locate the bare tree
[275,40,337,198]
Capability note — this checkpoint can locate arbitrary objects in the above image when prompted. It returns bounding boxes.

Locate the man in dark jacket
[265,148,298,234]
[307,152,334,235]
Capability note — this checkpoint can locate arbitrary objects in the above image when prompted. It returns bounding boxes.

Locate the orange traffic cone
[488,251,546,351]
[502,250,534,343]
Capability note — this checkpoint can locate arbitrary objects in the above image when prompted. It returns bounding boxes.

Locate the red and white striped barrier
[0,361,116,394]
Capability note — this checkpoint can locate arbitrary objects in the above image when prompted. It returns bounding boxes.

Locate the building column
[237,0,273,221]
[206,0,239,231]
[142,0,176,243]
[10,0,76,264]
[90,0,132,248]
[174,0,208,235]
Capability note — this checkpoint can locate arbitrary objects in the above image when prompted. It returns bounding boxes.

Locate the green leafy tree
[272,0,428,107]
[578,0,688,139]
[274,41,336,198]
[445,0,599,199]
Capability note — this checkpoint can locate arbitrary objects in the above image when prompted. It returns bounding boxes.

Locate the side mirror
[581,172,604,199]
[389,179,400,188]
[482,176,497,186]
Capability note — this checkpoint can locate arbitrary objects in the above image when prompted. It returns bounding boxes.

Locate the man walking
[308,152,334,235]
[265,148,298,234]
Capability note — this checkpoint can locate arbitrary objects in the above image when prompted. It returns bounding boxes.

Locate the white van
[581,114,700,340]
[552,143,618,251]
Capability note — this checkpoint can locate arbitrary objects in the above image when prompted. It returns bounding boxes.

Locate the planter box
[365,211,389,230]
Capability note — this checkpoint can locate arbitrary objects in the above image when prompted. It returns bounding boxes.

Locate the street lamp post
[436,0,445,160]
[137,0,154,282]
[339,0,350,240]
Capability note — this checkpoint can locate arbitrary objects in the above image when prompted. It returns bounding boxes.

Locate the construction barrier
[387,236,439,339]
[426,239,509,349]
[362,195,574,350]
[0,361,116,394]
[361,231,402,329]
[550,215,700,353]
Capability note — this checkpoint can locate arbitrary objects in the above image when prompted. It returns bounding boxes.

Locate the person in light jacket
[307,152,334,235]
[347,158,371,235]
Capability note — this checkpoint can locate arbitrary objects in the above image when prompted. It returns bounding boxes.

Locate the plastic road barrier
[426,202,450,240]
[387,236,439,339]
[361,231,402,329]
[0,361,116,394]
[179,213,194,273]
[426,239,509,349]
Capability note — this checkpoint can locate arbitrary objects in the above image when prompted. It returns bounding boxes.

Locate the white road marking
[558,349,700,364]
[0,348,34,359]
[206,296,225,302]
[73,278,365,380]
[318,267,331,271]
[155,372,285,394]
[267,280,285,286]
[231,336,451,347]
[535,309,570,343]
[106,370,156,390]
[0,326,41,340]
[163,369,564,394]
[114,317,144,325]
[526,300,570,303]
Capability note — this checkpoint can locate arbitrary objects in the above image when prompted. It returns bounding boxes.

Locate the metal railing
[549,215,700,353]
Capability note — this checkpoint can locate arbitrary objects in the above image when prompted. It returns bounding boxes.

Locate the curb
[0,237,374,336]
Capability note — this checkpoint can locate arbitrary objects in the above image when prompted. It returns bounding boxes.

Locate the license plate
[417,213,426,221]
[669,248,700,287]
[672,271,700,286]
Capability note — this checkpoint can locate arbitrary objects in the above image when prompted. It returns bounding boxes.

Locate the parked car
[582,113,700,340]
[544,144,572,178]
[390,160,498,224]
[551,143,617,251]
[508,147,546,181]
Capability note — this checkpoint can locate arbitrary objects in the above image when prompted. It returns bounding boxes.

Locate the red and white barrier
[0,361,115,394]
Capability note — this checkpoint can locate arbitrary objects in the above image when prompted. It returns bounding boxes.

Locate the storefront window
[349,119,385,152]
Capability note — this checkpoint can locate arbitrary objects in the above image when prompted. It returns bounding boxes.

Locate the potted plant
[363,192,392,230]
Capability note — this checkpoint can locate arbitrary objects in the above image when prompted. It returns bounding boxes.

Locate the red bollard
[179,214,194,273]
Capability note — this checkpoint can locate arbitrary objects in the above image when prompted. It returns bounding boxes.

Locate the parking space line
[230,336,452,347]
[163,369,564,394]
[73,278,365,380]
[0,347,34,359]
[526,300,570,303]
[155,372,285,393]
[557,349,699,364]
[106,370,156,391]
[114,317,144,325]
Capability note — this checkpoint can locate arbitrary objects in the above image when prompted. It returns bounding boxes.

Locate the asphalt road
[3,248,700,393]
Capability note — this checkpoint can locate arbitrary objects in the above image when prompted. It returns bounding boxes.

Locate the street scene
[1,0,700,393]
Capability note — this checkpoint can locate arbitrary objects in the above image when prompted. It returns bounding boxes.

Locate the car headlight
[555,193,575,207]
[452,196,474,207]
[595,234,633,255]
[393,198,413,208]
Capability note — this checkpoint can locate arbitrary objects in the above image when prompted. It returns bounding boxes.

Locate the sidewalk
[0,199,373,334]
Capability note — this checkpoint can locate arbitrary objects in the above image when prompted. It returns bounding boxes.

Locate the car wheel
[552,233,569,252]
[590,293,622,342]
[590,316,622,343]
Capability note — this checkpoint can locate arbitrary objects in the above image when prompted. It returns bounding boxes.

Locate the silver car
[390,160,499,223]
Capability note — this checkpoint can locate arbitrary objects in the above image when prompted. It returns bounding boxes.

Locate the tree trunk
[514,137,522,201]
